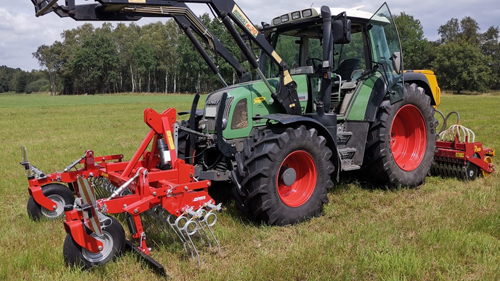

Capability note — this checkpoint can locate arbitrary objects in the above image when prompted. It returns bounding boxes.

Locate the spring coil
[89,176,118,199]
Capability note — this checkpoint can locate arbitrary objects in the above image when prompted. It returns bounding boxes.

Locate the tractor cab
[259,4,404,119]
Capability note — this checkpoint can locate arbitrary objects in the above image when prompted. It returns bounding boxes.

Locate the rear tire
[27,183,74,221]
[363,83,437,186]
[63,216,125,269]
[237,125,334,225]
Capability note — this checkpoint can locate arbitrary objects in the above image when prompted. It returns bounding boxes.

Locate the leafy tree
[438,18,460,43]
[25,79,50,94]
[33,42,64,95]
[460,17,480,44]
[438,17,481,44]
[131,41,157,93]
[480,26,500,89]
[11,70,29,93]
[0,66,12,92]
[113,23,140,92]
[394,12,434,70]
[162,20,181,93]
[431,41,493,93]
[70,32,119,94]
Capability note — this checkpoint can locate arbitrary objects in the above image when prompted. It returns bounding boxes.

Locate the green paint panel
[346,73,381,121]
[222,75,310,139]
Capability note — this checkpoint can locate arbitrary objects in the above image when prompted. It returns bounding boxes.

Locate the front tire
[238,125,334,225]
[27,183,74,221]
[363,83,437,186]
[63,216,125,269]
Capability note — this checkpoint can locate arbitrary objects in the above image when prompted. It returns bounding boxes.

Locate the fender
[403,72,437,105]
[63,208,103,253]
[253,113,341,181]
[28,182,58,211]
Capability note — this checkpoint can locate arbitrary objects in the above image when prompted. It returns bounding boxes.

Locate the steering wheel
[306,57,322,70]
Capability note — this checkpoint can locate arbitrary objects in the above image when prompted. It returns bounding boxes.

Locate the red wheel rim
[390,104,427,171]
[277,150,317,207]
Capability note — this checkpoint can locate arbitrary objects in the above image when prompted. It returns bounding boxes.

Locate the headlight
[231,99,248,130]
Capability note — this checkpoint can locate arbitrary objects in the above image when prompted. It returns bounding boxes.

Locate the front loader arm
[32,0,301,114]
[207,0,301,114]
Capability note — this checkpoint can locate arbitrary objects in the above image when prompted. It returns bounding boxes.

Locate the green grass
[1,92,500,280]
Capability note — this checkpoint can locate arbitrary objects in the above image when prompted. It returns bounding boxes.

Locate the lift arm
[31,0,301,114]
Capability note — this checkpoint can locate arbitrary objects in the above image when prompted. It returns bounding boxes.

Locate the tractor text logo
[232,5,259,37]
[206,100,220,106]
[193,196,206,202]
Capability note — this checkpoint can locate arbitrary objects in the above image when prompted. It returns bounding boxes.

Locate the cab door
[367,3,404,103]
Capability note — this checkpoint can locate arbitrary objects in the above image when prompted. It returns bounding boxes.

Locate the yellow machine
[406,70,441,107]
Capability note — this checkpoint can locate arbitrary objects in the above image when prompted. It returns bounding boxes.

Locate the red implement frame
[62,108,214,256]
[435,134,495,175]
[25,151,123,211]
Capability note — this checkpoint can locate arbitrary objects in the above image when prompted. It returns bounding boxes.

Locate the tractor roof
[269,6,388,28]
[270,7,373,27]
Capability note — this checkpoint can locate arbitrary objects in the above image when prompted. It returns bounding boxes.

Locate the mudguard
[253,113,341,181]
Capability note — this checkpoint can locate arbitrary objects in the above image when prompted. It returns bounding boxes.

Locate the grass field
[1,92,500,280]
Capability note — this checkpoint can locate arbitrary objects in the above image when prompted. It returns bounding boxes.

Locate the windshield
[264,26,366,79]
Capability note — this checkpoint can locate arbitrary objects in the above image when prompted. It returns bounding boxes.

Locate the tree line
[0,66,48,94]
[2,12,499,95]
[395,13,500,94]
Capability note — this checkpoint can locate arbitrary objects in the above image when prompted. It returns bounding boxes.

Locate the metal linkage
[64,152,88,172]
[20,146,46,179]
[107,168,145,200]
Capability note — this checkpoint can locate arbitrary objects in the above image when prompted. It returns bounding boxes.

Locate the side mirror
[333,15,351,44]
[391,52,402,74]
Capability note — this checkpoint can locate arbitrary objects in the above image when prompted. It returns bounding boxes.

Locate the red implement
[432,129,495,179]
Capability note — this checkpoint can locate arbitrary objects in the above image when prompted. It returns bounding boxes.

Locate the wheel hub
[280,167,297,186]
[277,150,317,207]
[82,231,113,262]
[390,104,427,171]
[40,194,65,219]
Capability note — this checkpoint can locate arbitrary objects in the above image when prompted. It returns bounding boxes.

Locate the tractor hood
[202,75,310,139]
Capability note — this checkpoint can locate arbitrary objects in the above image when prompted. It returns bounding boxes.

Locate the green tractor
[181,4,438,225]
[30,1,438,226]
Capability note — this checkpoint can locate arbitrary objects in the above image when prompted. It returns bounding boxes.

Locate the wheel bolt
[98,246,103,251]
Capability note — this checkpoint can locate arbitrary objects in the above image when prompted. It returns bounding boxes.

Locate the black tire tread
[362,83,437,186]
[237,125,334,225]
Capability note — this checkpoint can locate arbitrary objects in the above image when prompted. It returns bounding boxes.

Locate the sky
[1,0,499,71]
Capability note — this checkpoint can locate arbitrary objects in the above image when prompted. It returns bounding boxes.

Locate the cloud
[0,6,80,71]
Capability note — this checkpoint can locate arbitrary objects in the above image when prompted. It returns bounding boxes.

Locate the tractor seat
[331,68,364,114]
[340,69,364,90]
[335,58,360,82]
